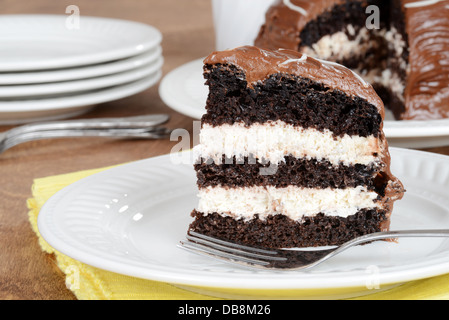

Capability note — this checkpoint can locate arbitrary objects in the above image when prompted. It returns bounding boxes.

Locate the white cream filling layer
[198,185,380,221]
[196,121,382,166]
[301,26,375,62]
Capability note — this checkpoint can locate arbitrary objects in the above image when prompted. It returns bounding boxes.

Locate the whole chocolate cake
[255,0,449,120]
[189,46,405,248]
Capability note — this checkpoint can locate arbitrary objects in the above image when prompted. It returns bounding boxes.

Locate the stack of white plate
[0,15,163,124]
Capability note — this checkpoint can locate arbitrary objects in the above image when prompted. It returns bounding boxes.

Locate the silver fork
[179,230,449,271]
[0,114,172,154]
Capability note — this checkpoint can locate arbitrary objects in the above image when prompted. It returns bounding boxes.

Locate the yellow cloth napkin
[27,165,449,300]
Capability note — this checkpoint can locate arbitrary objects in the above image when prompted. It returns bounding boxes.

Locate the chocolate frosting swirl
[402,0,449,119]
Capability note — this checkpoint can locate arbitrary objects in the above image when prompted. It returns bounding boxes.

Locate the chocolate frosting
[254,0,449,120]
[255,0,344,50]
[204,45,385,116]
[402,0,449,119]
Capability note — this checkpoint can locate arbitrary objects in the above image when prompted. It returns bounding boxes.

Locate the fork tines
[179,231,287,269]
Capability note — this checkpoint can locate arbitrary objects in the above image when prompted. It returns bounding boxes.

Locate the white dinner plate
[0,56,163,98]
[159,58,207,120]
[0,46,162,85]
[0,71,161,124]
[0,15,162,71]
[38,148,449,299]
[159,58,449,149]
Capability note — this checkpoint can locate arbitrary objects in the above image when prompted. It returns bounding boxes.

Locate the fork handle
[2,127,171,151]
[335,229,449,254]
[5,114,170,139]
[364,229,449,241]
[309,229,449,270]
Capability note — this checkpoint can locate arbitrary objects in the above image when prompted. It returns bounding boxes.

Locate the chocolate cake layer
[203,64,382,138]
[190,209,388,248]
[195,155,388,194]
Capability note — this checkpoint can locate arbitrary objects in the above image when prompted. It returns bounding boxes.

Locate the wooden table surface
[0,0,448,300]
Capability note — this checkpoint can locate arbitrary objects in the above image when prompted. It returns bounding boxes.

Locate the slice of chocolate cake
[189,46,405,248]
